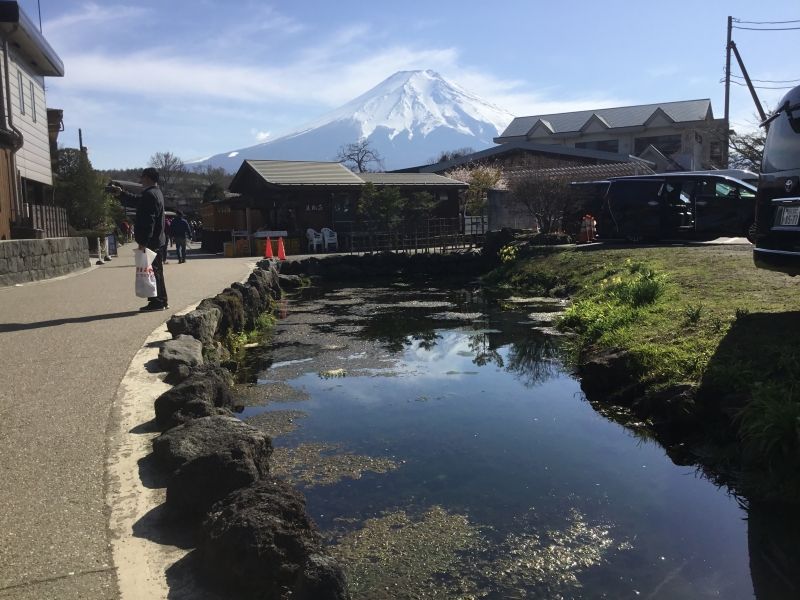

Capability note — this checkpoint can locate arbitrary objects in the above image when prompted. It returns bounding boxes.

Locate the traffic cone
[277,236,286,261]
[264,237,273,258]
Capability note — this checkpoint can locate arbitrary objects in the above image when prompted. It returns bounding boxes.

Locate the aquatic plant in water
[330,506,631,599]
[270,443,399,486]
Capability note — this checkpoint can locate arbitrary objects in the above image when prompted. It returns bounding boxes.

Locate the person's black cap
[141,167,160,183]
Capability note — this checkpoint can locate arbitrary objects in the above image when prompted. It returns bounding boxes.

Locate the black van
[595,173,756,242]
[753,84,800,275]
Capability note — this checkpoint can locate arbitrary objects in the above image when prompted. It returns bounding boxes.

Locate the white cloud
[45,1,149,31]
[252,130,271,142]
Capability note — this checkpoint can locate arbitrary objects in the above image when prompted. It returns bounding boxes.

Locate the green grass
[486,243,800,502]
[224,303,279,355]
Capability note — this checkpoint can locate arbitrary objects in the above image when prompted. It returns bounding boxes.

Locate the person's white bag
[134,248,158,298]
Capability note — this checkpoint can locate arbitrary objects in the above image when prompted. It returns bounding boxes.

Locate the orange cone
[265,237,273,258]
[277,237,286,261]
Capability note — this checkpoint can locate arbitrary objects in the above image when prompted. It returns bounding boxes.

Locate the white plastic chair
[306,228,323,252]
[321,227,338,251]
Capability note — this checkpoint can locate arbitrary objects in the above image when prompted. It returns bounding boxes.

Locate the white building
[0,1,64,239]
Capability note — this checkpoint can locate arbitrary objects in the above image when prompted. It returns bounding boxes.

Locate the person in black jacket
[110,168,169,311]
[171,211,193,263]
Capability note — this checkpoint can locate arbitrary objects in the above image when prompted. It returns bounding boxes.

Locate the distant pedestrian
[171,211,193,263]
[163,216,172,263]
[109,168,168,311]
[120,219,132,243]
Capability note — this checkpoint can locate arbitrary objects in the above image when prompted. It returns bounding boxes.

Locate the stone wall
[0,238,90,287]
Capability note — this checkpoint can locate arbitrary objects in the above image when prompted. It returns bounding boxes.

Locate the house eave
[0,2,64,77]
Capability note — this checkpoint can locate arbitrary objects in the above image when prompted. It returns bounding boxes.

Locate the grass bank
[484,241,800,504]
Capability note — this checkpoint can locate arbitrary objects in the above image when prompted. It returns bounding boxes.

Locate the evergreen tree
[54,148,118,233]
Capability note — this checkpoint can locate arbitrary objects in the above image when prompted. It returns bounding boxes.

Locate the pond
[237,283,759,599]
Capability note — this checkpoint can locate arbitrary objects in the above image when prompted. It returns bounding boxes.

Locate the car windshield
[762,105,800,173]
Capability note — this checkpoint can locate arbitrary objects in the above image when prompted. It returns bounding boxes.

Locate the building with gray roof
[495,99,727,171]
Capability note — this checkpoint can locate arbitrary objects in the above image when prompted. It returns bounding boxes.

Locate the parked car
[753,84,800,275]
[592,173,757,242]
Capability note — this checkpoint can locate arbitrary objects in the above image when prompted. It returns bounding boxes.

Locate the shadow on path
[0,310,142,333]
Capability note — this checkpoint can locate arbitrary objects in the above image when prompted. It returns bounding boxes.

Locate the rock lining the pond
[157,334,203,376]
[148,259,351,597]
[200,477,349,600]
[153,415,272,517]
[153,366,239,431]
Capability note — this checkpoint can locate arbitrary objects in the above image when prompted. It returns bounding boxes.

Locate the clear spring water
[240,283,760,599]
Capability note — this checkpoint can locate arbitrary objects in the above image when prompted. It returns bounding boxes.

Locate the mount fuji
[192,70,515,173]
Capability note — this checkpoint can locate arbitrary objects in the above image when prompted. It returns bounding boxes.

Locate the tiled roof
[359,173,467,187]
[497,99,713,140]
[244,160,364,186]
[396,140,639,174]
[236,160,467,188]
[502,161,655,187]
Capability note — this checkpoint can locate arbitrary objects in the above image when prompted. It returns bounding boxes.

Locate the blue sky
[22,0,800,170]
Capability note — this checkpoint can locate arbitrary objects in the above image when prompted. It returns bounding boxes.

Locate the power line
[733,18,800,24]
[730,74,800,84]
[725,79,796,90]
[733,25,800,31]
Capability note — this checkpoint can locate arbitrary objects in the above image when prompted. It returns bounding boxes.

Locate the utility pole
[728,41,767,123]
[724,16,732,127]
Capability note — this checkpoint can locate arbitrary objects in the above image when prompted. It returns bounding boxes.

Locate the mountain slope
[192,70,514,172]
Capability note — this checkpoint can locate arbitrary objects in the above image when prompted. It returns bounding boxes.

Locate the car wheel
[745,221,756,243]
[626,233,649,244]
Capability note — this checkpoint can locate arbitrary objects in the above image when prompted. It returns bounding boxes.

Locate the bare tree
[507,171,573,234]
[193,164,229,187]
[149,151,186,196]
[431,146,475,164]
[729,129,765,172]
[336,139,384,172]
[193,164,231,202]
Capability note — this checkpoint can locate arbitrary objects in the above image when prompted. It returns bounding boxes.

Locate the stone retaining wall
[156,260,350,599]
[0,238,91,287]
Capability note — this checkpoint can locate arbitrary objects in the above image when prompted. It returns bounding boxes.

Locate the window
[634,134,682,156]
[17,70,25,115]
[575,139,620,153]
[710,141,724,166]
[762,109,800,173]
[29,81,36,122]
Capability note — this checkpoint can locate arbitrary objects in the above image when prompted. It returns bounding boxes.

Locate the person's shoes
[139,301,168,312]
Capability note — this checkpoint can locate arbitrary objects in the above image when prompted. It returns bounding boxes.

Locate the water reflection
[240,283,764,598]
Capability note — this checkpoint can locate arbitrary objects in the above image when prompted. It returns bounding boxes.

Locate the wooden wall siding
[0,148,12,240]
[2,48,53,186]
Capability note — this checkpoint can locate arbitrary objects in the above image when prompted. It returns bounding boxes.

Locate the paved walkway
[0,243,258,599]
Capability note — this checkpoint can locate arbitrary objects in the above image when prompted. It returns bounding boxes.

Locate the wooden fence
[25,203,70,238]
[335,218,485,254]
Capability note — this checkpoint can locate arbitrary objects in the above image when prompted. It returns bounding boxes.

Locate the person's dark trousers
[175,236,187,263]
[149,249,168,307]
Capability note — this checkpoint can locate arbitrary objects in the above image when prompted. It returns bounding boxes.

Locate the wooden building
[0,1,65,239]
[203,160,467,254]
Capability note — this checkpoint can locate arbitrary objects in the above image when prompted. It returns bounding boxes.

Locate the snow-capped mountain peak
[297,69,513,141]
[193,70,515,172]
